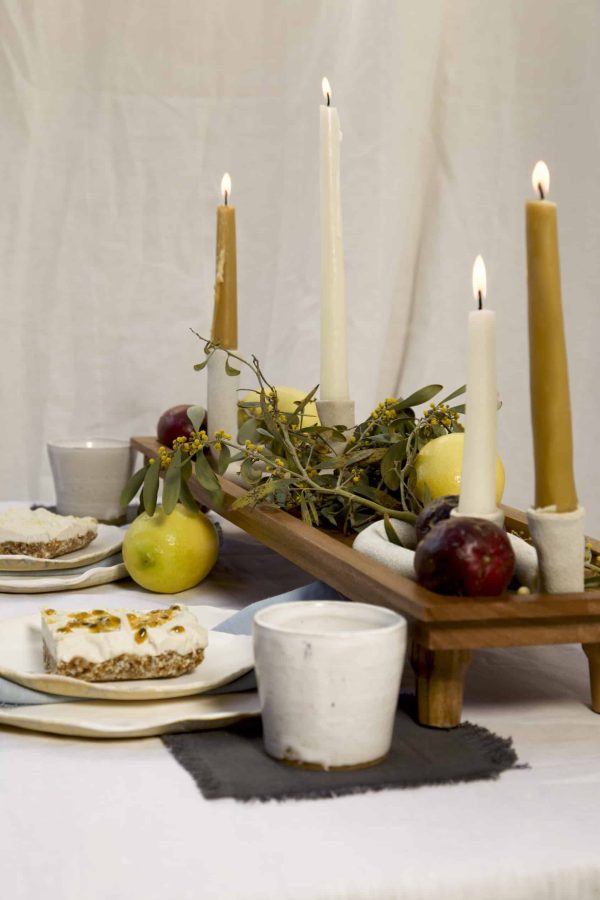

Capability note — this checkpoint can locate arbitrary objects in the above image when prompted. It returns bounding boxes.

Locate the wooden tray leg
[410,643,472,728]
[582,644,600,713]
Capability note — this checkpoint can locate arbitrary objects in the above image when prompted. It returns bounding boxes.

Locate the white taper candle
[320,77,349,402]
[457,256,498,517]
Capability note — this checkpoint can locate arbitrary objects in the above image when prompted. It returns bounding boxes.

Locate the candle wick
[537,183,545,200]
[326,93,331,107]
[224,191,228,207]
[477,290,483,311]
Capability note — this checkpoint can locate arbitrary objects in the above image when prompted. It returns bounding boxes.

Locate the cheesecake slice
[0,508,97,559]
[41,605,208,682]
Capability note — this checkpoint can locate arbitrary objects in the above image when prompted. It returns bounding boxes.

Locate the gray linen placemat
[161,695,519,802]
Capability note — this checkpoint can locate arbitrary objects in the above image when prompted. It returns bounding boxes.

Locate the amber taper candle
[526,161,577,511]
[211,172,238,349]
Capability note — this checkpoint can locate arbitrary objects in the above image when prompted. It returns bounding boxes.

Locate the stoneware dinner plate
[0,692,260,739]
[0,610,254,700]
[0,524,124,572]
[0,557,128,594]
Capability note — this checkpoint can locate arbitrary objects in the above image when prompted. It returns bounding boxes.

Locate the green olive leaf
[383,513,404,546]
[299,496,312,527]
[381,442,406,491]
[396,385,443,410]
[179,477,198,513]
[240,457,263,485]
[225,359,241,377]
[441,385,466,403]
[351,482,402,509]
[162,448,182,515]
[187,406,206,431]
[119,465,148,507]
[217,444,232,475]
[230,492,257,510]
[142,459,161,516]
[195,452,220,492]
[253,478,289,501]
[237,417,261,445]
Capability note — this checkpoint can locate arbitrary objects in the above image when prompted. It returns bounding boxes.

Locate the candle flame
[472,255,487,306]
[531,161,549,199]
[221,173,231,204]
[321,77,332,105]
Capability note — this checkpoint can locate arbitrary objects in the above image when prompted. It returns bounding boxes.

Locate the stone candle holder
[315,399,355,429]
[527,505,585,593]
[206,349,239,464]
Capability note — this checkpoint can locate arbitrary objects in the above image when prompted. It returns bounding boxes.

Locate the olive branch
[121,336,465,535]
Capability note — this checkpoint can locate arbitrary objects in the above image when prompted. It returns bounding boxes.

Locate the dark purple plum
[414,517,515,597]
[415,495,460,544]
[157,405,206,448]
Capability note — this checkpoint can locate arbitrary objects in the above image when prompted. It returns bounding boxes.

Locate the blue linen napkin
[0,580,343,707]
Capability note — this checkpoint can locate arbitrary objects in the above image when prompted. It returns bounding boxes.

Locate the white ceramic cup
[253,600,407,770]
[47,439,135,523]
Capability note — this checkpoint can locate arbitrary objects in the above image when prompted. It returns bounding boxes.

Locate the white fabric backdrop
[0,0,598,531]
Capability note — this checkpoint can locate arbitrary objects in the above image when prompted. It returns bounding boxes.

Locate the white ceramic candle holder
[352,519,417,580]
[253,600,407,770]
[206,349,239,464]
[450,507,505,528]
[527,505,585,593]
[315,399,355,429]
[507,532,539,591]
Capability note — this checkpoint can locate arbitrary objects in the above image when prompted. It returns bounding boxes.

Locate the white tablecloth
[1,517,600,900]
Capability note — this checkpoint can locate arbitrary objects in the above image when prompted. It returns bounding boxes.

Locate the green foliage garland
[121,338,466,535]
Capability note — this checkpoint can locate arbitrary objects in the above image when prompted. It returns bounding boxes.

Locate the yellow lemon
[414,432,505,504]
[238,385,320,426]
[123,505,219,594]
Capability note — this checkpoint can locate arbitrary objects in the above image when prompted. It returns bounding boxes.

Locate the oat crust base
[43,645,205,682]
[0,529,97,559]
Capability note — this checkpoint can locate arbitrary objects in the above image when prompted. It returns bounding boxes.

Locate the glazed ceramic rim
[253,600,406,638]
[47,439,131,450]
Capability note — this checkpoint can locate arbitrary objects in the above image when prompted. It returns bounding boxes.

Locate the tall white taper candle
[320,77,349,402]
[457,256,499,519]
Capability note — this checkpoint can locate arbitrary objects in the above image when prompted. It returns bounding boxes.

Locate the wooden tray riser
[132,438,600,727]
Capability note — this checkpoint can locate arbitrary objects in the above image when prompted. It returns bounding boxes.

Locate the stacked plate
[0,606,259,738]
[0,524,128,593]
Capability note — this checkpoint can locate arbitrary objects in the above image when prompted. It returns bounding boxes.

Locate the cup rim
[253,600,406,638]
[47,439,131,450]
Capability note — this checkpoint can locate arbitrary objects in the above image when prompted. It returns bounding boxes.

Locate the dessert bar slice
[41,605,208,682]
[0,508,97,559]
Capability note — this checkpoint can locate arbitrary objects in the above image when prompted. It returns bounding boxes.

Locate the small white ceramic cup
[253,600,407,770]
[47,439,135,523]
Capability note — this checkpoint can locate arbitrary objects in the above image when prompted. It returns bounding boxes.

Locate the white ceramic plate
[0,692,260,739]
[0,611,253,700]
[0,558,128,593]
[0,524,124,572]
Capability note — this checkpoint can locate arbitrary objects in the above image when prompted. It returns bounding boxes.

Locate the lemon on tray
[414,432,505,504]
[238,385,319,426]
[123,505,219,594]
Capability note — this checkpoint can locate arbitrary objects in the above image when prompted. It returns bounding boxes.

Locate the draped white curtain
[0,0,598,531]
